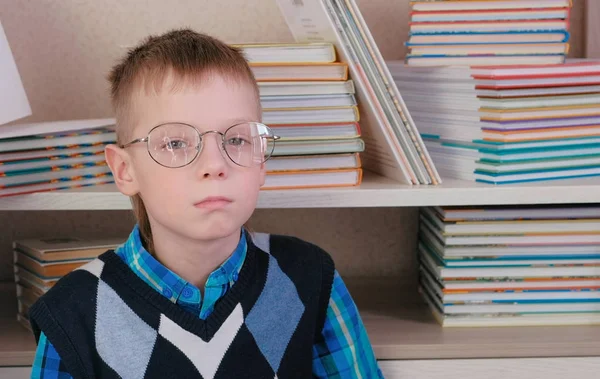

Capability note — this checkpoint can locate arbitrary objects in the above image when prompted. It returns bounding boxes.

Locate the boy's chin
[177,219,243,242]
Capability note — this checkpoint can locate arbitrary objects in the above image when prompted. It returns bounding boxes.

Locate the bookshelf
[3,277,600,367]
[1,1,599,378]
[2,175,600,375]
[1,172,599,211]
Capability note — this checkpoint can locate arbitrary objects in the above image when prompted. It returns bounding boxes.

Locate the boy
[29,29,383,378]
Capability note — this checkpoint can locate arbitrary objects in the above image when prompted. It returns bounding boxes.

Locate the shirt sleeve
[312,270,385,378]
[31,331,73,379]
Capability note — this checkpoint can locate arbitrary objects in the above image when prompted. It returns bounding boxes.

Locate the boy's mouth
[194,196,233,210]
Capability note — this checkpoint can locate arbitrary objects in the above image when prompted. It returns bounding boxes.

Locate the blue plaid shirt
[31,226,383,378]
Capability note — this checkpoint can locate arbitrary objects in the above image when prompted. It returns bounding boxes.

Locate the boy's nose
[196,133,228,179]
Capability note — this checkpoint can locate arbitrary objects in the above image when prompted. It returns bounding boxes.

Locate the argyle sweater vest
[29,233,335,379]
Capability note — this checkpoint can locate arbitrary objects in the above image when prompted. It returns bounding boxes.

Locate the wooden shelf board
[2,280,600,366]
[1,171,599,211]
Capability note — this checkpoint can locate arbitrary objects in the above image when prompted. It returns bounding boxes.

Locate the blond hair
[108,28,259,253]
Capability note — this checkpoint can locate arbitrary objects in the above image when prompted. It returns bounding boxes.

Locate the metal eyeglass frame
[118,122,280,168]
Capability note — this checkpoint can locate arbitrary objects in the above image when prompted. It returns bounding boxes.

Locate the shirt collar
[115,224,247,301]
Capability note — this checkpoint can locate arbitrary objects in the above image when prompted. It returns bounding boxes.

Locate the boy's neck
[150,227,242,293]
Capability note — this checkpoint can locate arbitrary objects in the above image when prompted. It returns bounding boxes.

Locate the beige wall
[0,0,588,281]
[0,0,586,124]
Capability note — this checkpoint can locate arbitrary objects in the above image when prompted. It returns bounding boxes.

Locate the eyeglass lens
[147,123,275,168]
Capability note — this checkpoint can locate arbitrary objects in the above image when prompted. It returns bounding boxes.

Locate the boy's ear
[105,144,139,196]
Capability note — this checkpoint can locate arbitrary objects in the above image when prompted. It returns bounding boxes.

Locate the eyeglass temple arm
[119,137,149,148]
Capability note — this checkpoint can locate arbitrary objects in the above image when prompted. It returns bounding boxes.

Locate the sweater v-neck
[99,238,259,341]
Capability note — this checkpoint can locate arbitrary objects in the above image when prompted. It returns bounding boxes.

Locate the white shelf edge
[0,172,599,211]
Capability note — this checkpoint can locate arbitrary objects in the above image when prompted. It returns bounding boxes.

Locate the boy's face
[111,73,265,242]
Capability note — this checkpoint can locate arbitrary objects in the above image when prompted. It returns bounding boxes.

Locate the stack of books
[418,204,600,327]
[0,119,116,197]
[405,0,572,67]
[276,0,441,185]
[389,60,600,184]
[238,43,364,189]
[13,237,123,330]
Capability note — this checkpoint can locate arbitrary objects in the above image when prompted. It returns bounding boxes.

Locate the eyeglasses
[119,122,280,168]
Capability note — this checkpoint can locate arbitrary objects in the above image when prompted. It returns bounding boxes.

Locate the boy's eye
[226,137,251,147]
[162,138,189,150]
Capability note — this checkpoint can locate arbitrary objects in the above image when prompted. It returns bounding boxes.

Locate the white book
[482,117,600,131]
[0,129,116,153]
[424,141,479,158]
[250,62,347,81]
[0,145,108,163]
[266,153,360,172]
[271,138,364,156]
[420,228,600,258]
[422,283,600,315]
[480,94,600,110]
[408,32,569,45]
[410,9,569,22]
[411,0,570,11]
[0,175,113,198]
[480,147,600,162]
[470,61,600,78]
[0,153,106,175]
[236,43,336,63]
[430,154,477,172]
[410,44,568,56]
[480,106,600,121]
[443,257,600,267]
[440,278,600,291]
[443,301,600,315]
[410,20,569,33]
[393,77,475,88]
[422,217,600,246]
[475,167,600,184]
[419,226,600,260]
[459,137,600,151]
[260,94,356,109]
[476,85,600,98]
[483,128,600,142]
[262,106,358,124]
[419,243,600,279]
[433,205,600,222]
[257,80,355,96]
[421,207,600,235]
[0,165,111,187]
[476,156,600,173]
[422,286,600,326]
[0,118,115,140]
[276,0,441,185]
[402,99,480,114]
[412,112,480,124]
[0,21,31,126]
[407,55,565,67]
[476,76,600,88]
[421,270,600,302]
[401,93,480,108]
[263,168,361,189]
[270,122,360,139]
[422,126,482,141]
[435,166,473,181]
